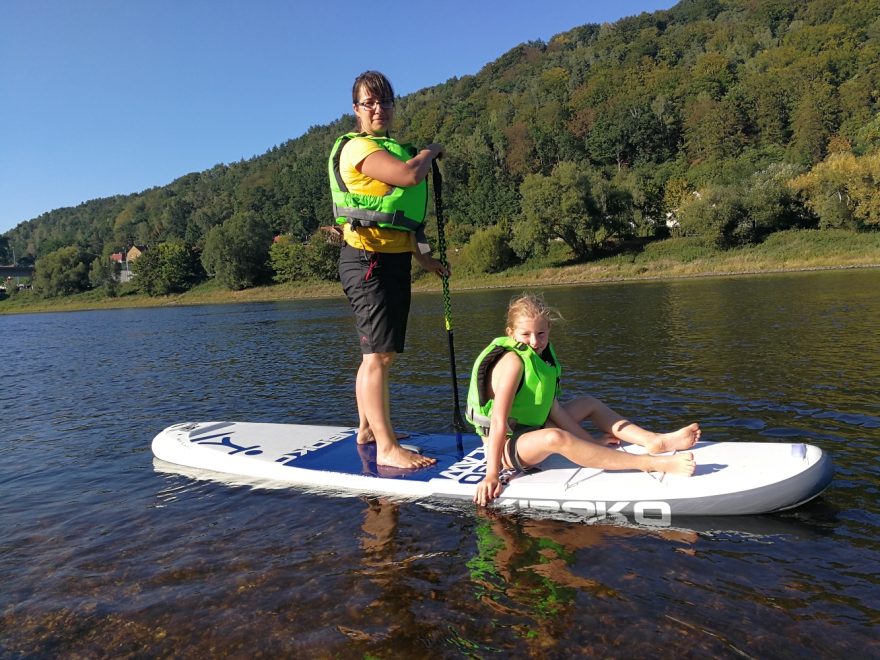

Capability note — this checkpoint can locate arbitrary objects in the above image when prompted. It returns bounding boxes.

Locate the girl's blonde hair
[506,293,563,331]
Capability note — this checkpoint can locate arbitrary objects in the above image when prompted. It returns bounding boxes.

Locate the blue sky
[0,0,675,235]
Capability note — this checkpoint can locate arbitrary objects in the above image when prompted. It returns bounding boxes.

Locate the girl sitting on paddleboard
[466,293,699,506]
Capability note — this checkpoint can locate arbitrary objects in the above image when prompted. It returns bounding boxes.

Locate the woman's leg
[356,351,435,469]
[341,247,429,468]
[560,396,700,453]
[356,352,393,444]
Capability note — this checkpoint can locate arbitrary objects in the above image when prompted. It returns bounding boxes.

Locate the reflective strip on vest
[330,204,423,231]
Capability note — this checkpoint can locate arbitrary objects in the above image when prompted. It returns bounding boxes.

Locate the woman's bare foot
[356,443,430,476]
[646,423,701,454]
[377,444,437,469]
[357,429,411,445]
[649,451,696,476]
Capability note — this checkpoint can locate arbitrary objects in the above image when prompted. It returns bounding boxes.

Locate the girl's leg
[560,396,700,453]
[515,427,695,476]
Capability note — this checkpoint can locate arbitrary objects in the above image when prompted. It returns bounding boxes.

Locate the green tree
[514,161,609,260]
[201,212,273,290]
[443,150,519,232]
[269,235,308,283]
[677,185,750,248]
[269,231,339,283]
[33,246,92,297]
[742,69,794,147]
[740,163,814,241]
[587,170,634,242]
[789,150,880,229]
[787,81,838,165]
[303,231,340,281]
[459,223,518,274]
[683,92,749,164]
[685,52,735,99]
[854,113,880,155]
[89,255,120,296]
[132,240,198,295]
[130,249,161,293]
[587,101,675,168]
[617,163,673,236]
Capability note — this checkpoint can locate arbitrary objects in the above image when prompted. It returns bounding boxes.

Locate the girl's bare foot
[650,451,696,476]
[596,432,621,446]
[646,423,701,454]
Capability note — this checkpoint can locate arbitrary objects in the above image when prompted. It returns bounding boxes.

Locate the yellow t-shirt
[338,136,414,253]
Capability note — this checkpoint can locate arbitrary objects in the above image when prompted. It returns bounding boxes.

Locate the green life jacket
[328,132,428,232]
[466,337,562,436]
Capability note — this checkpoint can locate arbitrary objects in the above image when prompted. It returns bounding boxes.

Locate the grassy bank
[3,229,879,315]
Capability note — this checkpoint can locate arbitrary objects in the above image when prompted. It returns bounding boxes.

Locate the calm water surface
[1,270,878,658]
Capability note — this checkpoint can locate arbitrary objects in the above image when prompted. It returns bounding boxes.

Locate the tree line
[3,0,879,298]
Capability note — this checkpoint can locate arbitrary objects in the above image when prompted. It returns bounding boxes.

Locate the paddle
[431,160,468,433]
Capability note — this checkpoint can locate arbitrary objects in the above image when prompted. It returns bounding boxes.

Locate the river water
[1,269,878,657]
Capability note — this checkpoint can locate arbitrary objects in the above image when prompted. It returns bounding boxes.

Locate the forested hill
[4,0,879,282]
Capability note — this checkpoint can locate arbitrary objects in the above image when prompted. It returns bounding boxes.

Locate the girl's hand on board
[474,475,504,507]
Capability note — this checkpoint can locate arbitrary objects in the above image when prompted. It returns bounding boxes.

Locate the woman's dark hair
[352,70,394,104]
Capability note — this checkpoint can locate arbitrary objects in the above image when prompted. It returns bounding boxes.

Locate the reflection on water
[1,270,878,656]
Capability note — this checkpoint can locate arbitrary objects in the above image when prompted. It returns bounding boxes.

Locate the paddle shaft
[432,161,468,433]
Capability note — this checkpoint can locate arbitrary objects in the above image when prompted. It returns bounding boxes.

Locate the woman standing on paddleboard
[329,70,447,469]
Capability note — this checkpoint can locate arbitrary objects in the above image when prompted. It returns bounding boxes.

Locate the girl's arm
[359,143,444,187]
[474,352,522,506]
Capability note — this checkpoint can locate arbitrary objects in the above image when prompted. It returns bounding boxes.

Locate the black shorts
[339,244,412,354]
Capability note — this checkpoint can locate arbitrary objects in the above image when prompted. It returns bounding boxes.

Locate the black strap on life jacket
[331,133,361,194]
[474,342,528,408]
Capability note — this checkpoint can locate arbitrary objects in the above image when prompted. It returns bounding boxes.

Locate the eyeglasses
[357,98,394,111]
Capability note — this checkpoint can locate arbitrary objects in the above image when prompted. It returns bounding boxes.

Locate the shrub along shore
[2,230,879,316]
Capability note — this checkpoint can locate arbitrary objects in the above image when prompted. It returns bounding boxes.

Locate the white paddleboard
[151,421,833,523]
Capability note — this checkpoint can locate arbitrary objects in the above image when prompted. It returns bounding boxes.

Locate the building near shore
[110,245,146,283]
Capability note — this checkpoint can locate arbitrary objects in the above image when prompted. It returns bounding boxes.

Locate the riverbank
[3,229,879,315]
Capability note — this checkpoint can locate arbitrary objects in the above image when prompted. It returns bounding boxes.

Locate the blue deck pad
[290,432,483,481]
